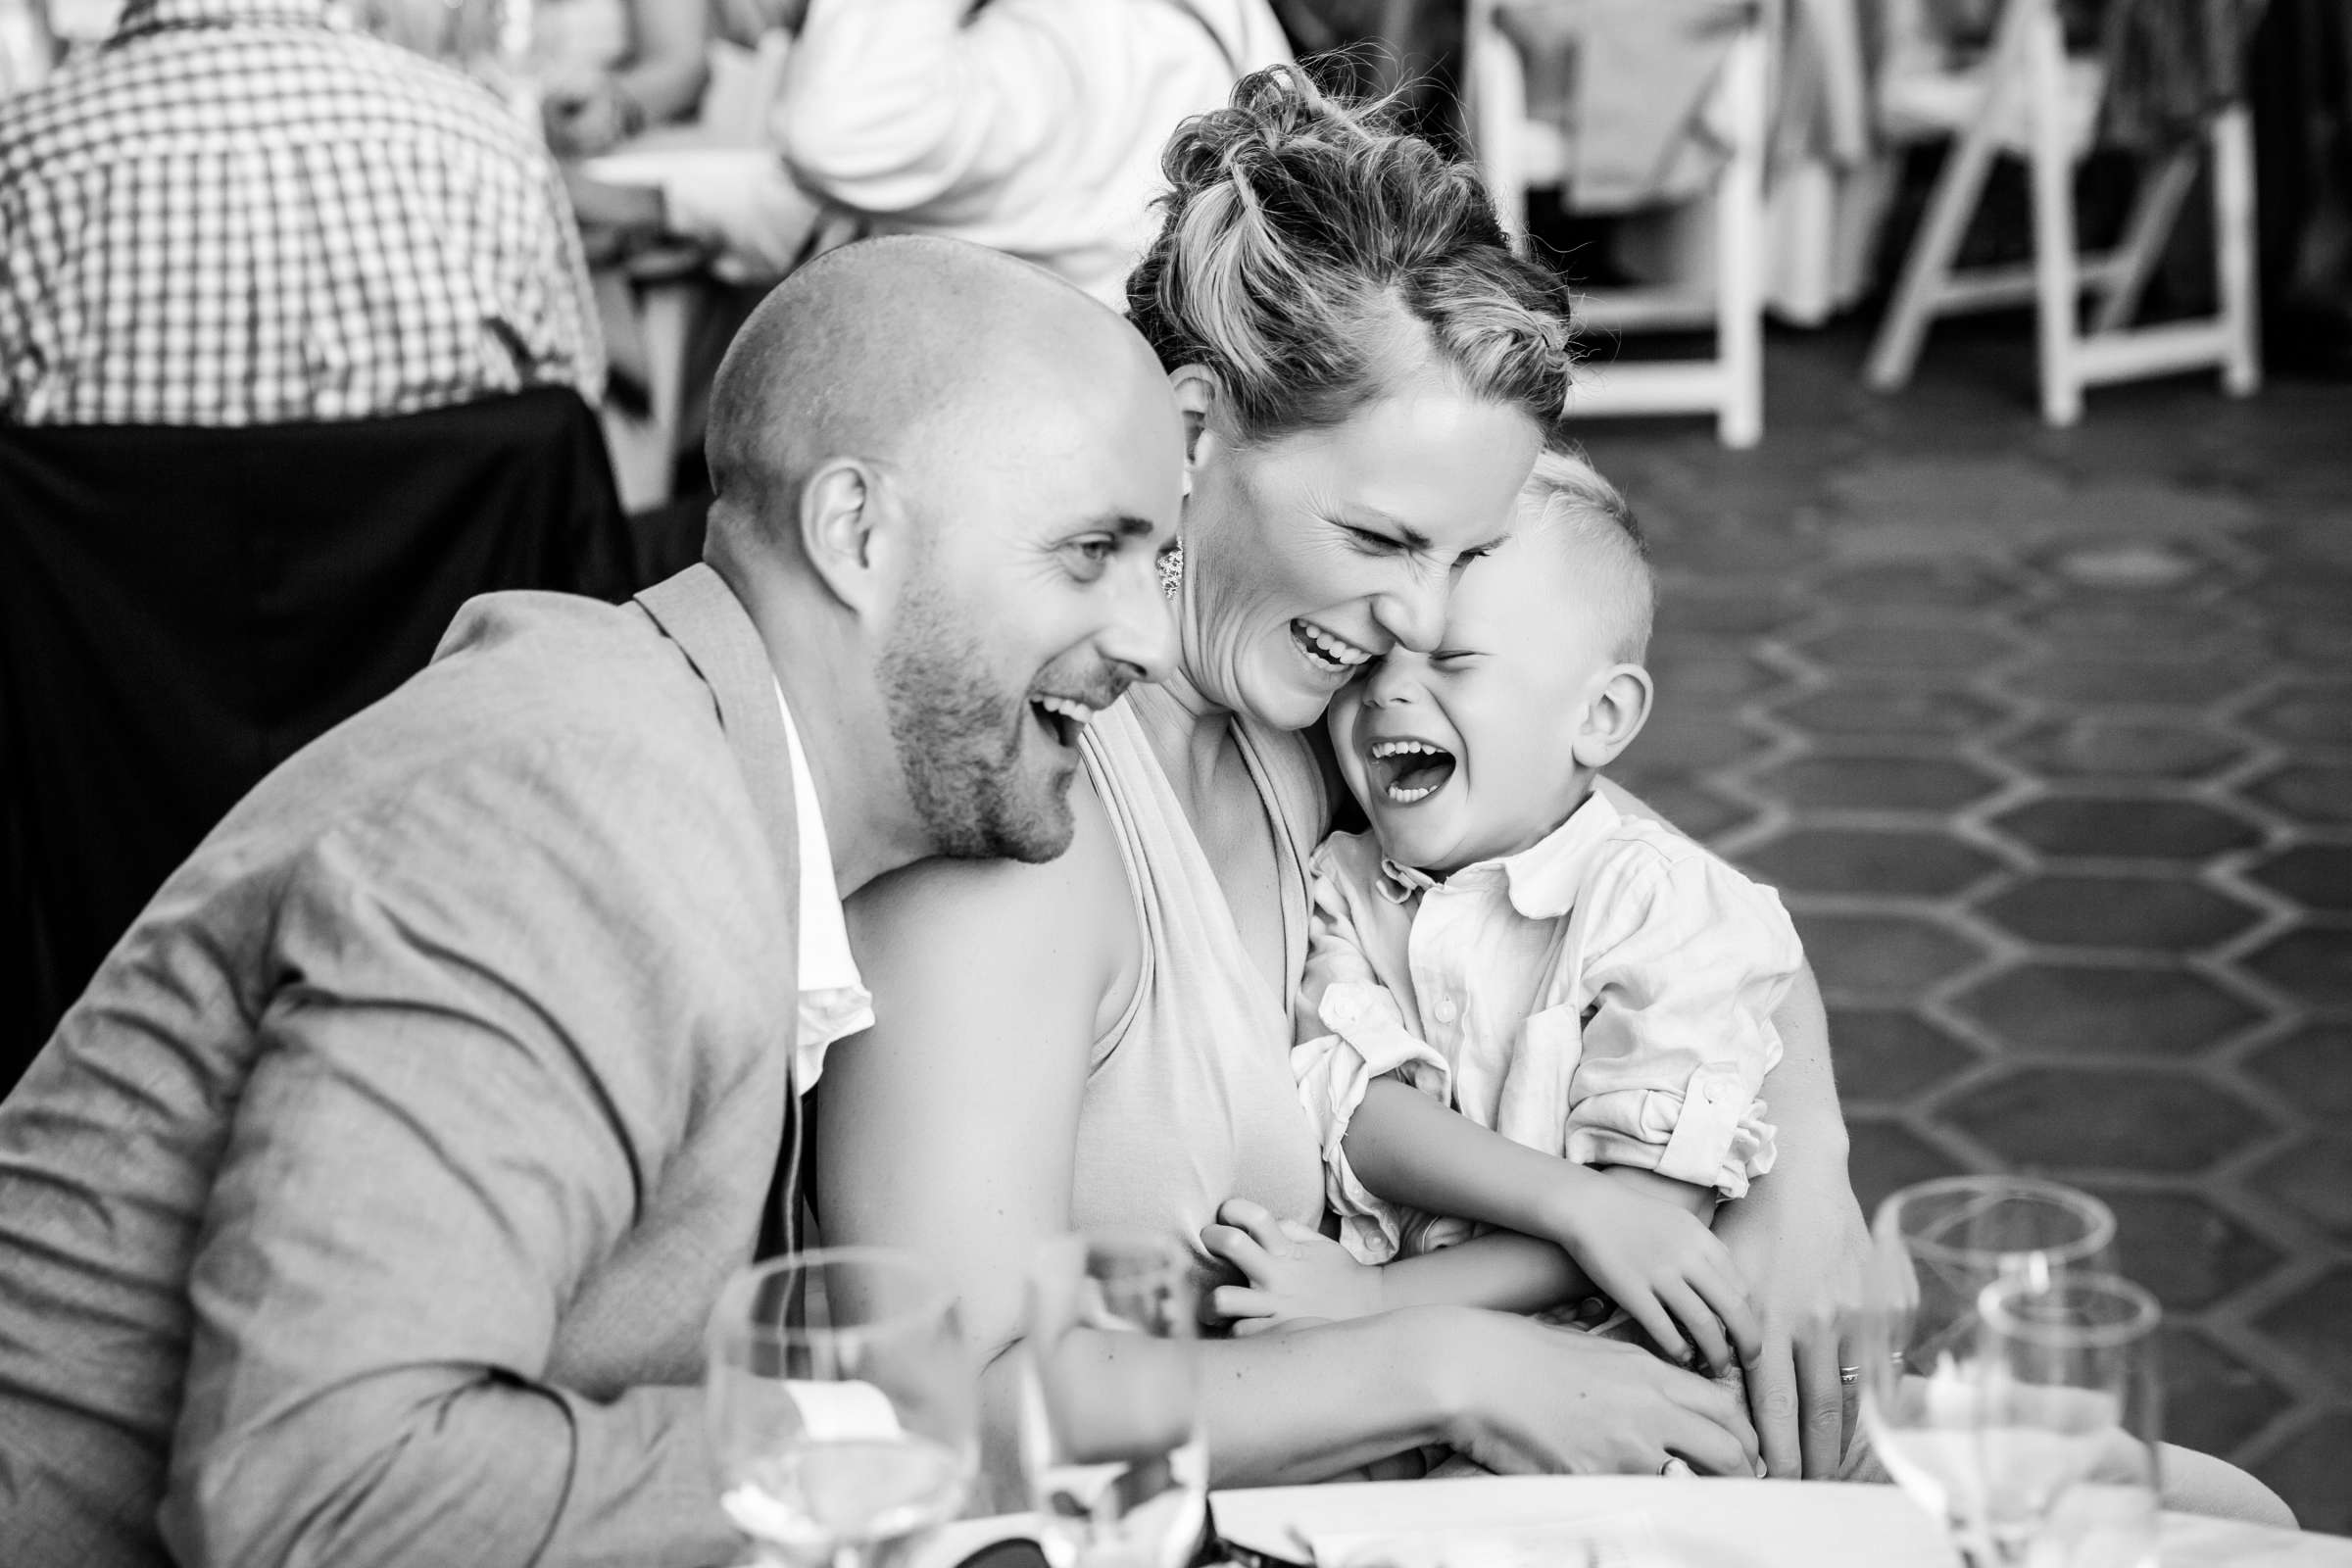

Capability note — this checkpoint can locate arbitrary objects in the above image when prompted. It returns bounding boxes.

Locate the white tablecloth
[1204,1476,2352,1568]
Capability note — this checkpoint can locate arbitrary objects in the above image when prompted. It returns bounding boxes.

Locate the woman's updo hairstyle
[1127,63,1576,448]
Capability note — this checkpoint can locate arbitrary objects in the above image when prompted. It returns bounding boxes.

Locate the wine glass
[1019,1231,1206,1568]
[707,1248,977,1568]
[1853,1176,2118,1567]
[1976,1271,2163,1568]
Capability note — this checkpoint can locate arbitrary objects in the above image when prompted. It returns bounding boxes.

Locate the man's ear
[1571,663,1654,771]
[1166,365,1221,483]
[796,457,899,616]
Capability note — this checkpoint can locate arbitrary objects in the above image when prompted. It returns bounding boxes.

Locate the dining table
[908,1477,2352,1568]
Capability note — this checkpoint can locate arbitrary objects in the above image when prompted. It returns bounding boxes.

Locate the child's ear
[1572,663,1653,770]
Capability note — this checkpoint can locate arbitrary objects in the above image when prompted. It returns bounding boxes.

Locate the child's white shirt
[1294,789,1802,1265]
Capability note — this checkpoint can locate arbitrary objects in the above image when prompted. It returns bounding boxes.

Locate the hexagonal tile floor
[1581,318,2352,1532]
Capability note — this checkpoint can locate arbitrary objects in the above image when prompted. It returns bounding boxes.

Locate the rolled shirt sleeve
[1561,844,1802,1198]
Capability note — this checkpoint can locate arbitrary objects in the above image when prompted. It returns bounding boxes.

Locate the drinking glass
[1977,1271,2163,1568]
[707,1248,978,1568]
[1019,1231,1206,1568]
[1853,1176,2118,1567]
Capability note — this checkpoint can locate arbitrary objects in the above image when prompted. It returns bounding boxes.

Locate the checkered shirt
[0,0,604,425]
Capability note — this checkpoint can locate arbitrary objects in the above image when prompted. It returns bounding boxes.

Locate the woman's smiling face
[1177,375,1544,733]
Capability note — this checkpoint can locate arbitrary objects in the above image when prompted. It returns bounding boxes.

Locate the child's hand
[1200,1198,1384,1335]
[1548,1176,1761,1377]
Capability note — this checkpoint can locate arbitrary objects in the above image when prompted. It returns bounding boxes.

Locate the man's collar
[773,683,865,998]
[116,0,331,41]
[1375,788,1621,919]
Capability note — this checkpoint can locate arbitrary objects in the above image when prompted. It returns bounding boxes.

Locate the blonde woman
[812,68,2296,1527]
[816,66,1842,1494]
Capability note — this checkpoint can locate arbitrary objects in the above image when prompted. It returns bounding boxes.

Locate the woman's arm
[1591,778,1868,1479]
[613,0,711,127]
[540,0,710,157]
[1712,964,1870,1480]
[819,786,1759,1495]
[819,787,1452,1494]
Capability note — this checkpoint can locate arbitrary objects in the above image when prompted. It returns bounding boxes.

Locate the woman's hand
[1712,1173,1872,1478]
[1201,1198,1384,1334]
[1432,1309,1762,1478]
[1543,1175,1761,1380]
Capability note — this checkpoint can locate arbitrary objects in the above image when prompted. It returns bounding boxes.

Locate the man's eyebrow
[1058,513,1161,538]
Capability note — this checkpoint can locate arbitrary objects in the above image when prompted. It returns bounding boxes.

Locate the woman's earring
[1158,543,1185,601]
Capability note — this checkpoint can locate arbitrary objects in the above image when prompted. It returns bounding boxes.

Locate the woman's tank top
[1071,683,1331,1304]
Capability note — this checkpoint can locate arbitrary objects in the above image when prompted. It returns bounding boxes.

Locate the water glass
[1977,1271,2162,1568]
[707,1248,977,1568]
[1854,1176,2118,1567]
[1020,1232,1206,1568]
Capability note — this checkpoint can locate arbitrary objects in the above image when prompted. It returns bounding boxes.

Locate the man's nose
[1101,554,1180,687]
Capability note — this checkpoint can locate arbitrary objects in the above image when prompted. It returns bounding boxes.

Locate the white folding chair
[1863,0,2260,426]
[1462,0,1773,449]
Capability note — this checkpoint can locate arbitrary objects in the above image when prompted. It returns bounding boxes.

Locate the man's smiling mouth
[1368,737,1456,803]
[1030,694,1100,750]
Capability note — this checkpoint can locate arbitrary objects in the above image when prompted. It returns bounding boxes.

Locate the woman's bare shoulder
[846,777,1142,1039]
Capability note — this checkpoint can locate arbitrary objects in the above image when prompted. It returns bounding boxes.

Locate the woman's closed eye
[1341,523,1408,557]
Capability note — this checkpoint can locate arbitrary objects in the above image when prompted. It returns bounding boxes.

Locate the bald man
[0,236,1182,1568]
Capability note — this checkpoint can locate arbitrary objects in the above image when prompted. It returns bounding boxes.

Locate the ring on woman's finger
[1837,1365,1860,1385]
[1659,1456,1695,1478]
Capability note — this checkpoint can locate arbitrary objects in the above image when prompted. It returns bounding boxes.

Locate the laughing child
[1205,448,1802,1382]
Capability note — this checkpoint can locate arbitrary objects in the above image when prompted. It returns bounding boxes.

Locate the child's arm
[1204,1098,1757,1374]
[1290,841,1456,1268]
[1343,1078,1758,1374]
[1207,1080,1608,1333]
[1204,1197,1590,1329]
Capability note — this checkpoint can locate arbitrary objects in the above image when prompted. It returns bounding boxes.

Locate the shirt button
[1433,996,1458,1024]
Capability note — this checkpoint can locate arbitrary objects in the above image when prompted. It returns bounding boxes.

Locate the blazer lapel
[635,563,806,1254]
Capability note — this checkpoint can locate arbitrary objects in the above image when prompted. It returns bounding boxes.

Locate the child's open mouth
[1368,737,1456,804]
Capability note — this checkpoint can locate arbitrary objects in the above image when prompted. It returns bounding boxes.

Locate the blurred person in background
[567,0,1291,306]
[534,0,712,156]
[0,0,602,425]
[772,0,1292,305]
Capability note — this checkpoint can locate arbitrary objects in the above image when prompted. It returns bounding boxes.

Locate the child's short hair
[1518,446,1654,663]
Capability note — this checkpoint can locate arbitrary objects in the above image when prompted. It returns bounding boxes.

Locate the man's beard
[878,573,1077,863]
